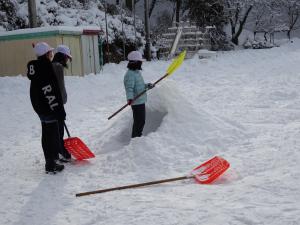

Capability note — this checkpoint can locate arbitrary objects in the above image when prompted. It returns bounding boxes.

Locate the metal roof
[0,26,102,41]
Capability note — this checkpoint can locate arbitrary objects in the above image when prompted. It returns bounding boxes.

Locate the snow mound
[93,80,248,180]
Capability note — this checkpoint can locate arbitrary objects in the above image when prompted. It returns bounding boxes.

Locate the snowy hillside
[0,0,143,42]
[1,40,300,224]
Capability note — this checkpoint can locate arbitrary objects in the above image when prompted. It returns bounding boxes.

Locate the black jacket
[27,58,66,120]
[52,62,67,104]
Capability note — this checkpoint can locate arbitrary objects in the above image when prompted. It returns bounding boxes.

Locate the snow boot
[58,157,72,163]
[45,163,65,174]
[58,153,72,163]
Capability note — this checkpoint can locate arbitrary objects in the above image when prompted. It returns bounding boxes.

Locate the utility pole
[132,0,137,47]
[125,0,133,9]
[176,0,181,26]
[104,1,110,63]
[144,0,151,61]
[28,0,38,28]
[121,0,126,60]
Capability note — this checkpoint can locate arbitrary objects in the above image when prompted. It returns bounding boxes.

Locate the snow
[1,39,300,225]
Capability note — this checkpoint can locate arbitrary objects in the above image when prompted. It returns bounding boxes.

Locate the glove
[147,83,155,90]
[127,99,133,105]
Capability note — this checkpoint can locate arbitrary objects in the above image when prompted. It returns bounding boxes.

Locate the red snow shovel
[191,156,230,184]
[75,156,229,197]
[63,122,95,160]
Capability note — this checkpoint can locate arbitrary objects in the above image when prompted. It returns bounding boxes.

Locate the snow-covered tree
[153,9,173,36]
[184,0,226,28]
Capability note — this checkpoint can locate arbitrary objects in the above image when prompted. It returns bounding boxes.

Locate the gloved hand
[147,83,155,90]
[127,99,133,105]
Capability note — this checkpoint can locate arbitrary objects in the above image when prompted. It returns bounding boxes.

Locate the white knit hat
[56,45,72,59]
[127,51,145,61]
[34,42,54,57]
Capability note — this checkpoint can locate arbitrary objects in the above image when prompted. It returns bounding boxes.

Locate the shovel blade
[64,137,95,160]
[192,156,230,184]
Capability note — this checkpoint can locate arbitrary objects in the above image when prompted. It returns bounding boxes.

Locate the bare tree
[165,0,185,25]
[247,1,281,41]
[149,0,158,17]
[225,0,255,45]
[281,0,300,39]
[153,9,173,35]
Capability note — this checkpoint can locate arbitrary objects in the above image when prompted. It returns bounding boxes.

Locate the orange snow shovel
[191,156,230,184]
[75,156,229,197]
[63,122,95,160]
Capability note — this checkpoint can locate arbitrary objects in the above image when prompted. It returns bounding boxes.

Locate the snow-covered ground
[1,40,300,225]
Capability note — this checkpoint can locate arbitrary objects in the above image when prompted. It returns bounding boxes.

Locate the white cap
[34,42,54,57]
[56,45,72,59]
[127,51,145,62]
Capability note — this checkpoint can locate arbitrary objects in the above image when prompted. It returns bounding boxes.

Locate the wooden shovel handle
[107,73,169,120]
[76,175,194,197]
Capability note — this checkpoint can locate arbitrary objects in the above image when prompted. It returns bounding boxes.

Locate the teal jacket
[124,69,147,105]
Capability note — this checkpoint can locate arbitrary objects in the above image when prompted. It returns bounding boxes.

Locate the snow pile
[1,39,300,224]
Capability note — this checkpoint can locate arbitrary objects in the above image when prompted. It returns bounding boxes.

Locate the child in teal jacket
[124,51,154,138]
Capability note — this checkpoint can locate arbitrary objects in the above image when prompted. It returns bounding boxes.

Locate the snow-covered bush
[55,0,82,9]
[210,28,234,51]
[243,38,252,49]
[105,3,119,16]
[252,40,274,49]
[0,0,26,30]
[243,38,275,49]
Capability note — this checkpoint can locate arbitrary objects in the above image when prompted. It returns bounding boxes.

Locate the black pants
[131,104,145,138]
[58,120,71,159]
[41,121,61,168]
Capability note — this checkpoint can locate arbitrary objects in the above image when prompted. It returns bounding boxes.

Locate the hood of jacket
[27,58,52,81]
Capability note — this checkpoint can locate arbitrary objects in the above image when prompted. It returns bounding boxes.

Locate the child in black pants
[27,42,66,174]
[52,45,73,161]
[123,51,154,138]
